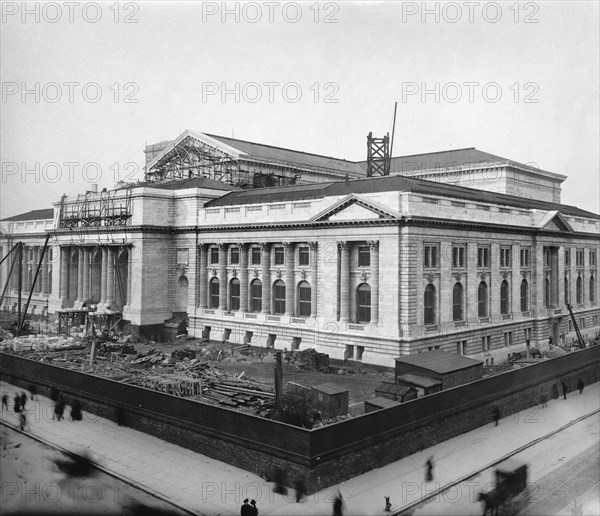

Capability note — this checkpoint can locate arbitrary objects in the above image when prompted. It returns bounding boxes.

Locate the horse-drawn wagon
[478,458,529,515]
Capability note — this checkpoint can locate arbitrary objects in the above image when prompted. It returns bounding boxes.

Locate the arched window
[545,278,550,308]
[564,276,569,305]
[250,279,262,312]
[520,279,529,312]
[229,278,240,311]
[576,276,583,304]
[209,278,219,309]
[424,284,436,325]
[297,281,311,317]
[478,281,488,318]
[452,283,464,321]
[500,280,510,314]
[590,275,596,303]
[357,283,371,323]
[273,280,286,315]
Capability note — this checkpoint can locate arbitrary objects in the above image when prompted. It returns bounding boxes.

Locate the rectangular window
[210,247,219,265]
[358,246,370,267]
[422,197,439,204]
[504,332,513,347]
[576,249,585,267]
[251,247,261,266]
[230,247,240,265]
[500,247,511,268]
[298,246,310,266]
[251,281,262,312]
[230,281,240,311]
[565,249,571,267]
[273,283,286,314]
[274,247,285,266]
[482,336,490,351]
[451,201,466,208]
[452,245,465,269]
[298,284,311,317]
[476,204,490,211]
[457,340,466,355]
[499,208,511,214]
[520,248,530,268]
[590,250,597,267]
[424,243,439,269]
[478,246,490,268]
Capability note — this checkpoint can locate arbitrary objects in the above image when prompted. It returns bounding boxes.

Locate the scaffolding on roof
[58,188,133,229]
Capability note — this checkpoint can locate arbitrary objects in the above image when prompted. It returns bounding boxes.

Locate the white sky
[1,0,599,218]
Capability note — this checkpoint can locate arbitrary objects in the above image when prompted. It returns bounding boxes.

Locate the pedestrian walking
[19,412,27,431]
[294,477,306,502]
[425,456,434,482]
[272,466,288,495]
[332,491,344,516]
[1,394,8,411]
[13,394,21,413]
[492,406,500,427]
[240,498,252,516]
[70,399,82,421]
[20,391,27,410]
[250,499,258,516]
[28,384,37,401]
[54,399,65,421]
[577,378,584,394]
[562,382,568,400]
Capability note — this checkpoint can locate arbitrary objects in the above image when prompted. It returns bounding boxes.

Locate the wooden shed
[396,373,442,397]
[311,382,349,419]
[374,381,417,402]
[395,351,483,390]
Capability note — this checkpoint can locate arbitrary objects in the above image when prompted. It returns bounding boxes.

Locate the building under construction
[1,128,599,366]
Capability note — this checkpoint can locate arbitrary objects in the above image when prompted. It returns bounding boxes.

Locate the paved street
[1,379,599,515]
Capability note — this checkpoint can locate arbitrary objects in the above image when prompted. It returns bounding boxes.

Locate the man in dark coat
[577,378,584,394]
[240,498,252,516]
[562,382,568,400]
[492,406,500,427]
[20,391,27,410]
[13,394,21,413]
[54,399,65,421]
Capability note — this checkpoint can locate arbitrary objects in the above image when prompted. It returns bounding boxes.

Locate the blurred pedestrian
[28,384,37,401]
[273,466,288,495]
[562,382,568,400]
[577,378,584,394]
[19,412,27,431]
[20,391,27,410]
[70,400,82,421]
[492,406,500,427]
[54,399,65,421]
[294,477,306,502]
[250,499,258,516]
[13,394,21,413]
[425,456,434,482]
[332,490,344,516]
[1,394,8,411]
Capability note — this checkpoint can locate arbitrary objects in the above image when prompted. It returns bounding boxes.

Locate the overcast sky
[1,1,598,218]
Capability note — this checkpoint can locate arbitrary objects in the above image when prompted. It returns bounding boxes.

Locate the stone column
[106,247,115,306]
[198,245,207,309]
[60,246,70,301]
[310,242,318,317]
[284,243,295,316]
[339,241,350,322]
[100,247,108,303]
[76,248,84,301]
[370,240,379,324]
[261,243,271,314]
[41,246,49,295]
[239,244,248,313]
[82,247,91,302]
[218,244,227,309]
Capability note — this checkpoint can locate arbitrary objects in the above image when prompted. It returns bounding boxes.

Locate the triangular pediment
[310,194,400,222]
[535,211,573,232]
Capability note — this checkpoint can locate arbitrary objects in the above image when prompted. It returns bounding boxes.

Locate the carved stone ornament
[501,271,510,280]
[361,270,369,282]
[369,240,379,250]
[521,270,528,278]
[427,272,436,284]
[232,268,237,278]
[276,269,283,279]
[253,268,259,278]
[301,269,307,280]
[212,267,217,277]
[479,271,487,281]
[454,272,462,282]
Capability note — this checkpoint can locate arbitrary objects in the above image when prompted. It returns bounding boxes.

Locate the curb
[0,418,201,516]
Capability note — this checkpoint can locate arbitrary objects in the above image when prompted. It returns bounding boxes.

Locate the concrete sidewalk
[1,379,598,516]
